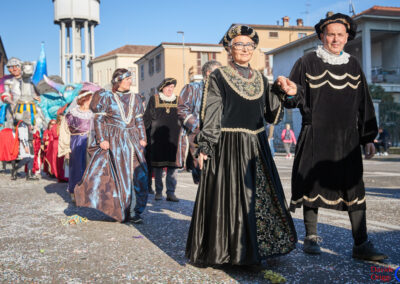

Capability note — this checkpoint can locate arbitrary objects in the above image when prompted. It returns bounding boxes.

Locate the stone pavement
[0,155,399,283]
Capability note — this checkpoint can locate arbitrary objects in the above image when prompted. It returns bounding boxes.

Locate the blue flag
[32,42,48,85]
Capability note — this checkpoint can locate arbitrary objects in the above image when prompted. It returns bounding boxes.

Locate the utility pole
[177,31,186,85]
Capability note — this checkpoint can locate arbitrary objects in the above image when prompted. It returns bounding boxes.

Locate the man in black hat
[281,12,387,261]
[144,78,187,202]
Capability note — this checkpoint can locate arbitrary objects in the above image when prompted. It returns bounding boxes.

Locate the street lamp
[177,31,186,85]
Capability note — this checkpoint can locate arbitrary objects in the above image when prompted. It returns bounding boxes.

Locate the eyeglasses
[230,42,256,51]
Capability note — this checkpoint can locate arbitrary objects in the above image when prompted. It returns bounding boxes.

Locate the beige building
[90,45,154,93]
[135,42,228,101]
[221,18,314,79]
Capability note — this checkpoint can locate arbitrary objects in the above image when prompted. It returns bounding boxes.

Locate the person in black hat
[144,78,187,202]
[186,25,298,267]
[282,12,387,261]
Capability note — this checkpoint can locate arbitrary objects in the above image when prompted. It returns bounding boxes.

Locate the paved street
[0,155,399,283]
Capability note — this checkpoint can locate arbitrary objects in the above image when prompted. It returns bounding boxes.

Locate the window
[148,58,154,76]
[265,55,272,76]
[155,54,161,73]
[128,67,137,86]
[197,52,217,74]
[269,31,279,38]
[140,64,144,80]
[298,33,307,39]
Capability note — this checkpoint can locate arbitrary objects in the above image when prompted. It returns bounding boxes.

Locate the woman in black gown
[186,25,298,266]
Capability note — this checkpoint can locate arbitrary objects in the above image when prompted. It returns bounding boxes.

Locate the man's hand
[65,153,70,160]
[276,76,297,96]
[24,146,29,154]
[139,140,147,147]
[100,140,110,150]
[198,152,208,170]
[364,143,375,159]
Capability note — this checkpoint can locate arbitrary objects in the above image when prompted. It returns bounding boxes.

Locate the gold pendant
[166,108,170,114]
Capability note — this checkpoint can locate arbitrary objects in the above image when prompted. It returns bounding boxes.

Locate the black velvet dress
[285,49,378,212]
[186,63,297,266]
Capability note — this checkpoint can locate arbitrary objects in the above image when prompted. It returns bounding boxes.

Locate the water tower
[53,0,100,83]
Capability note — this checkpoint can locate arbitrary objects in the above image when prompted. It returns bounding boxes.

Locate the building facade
[135,42,228,101]
[90,45,154,93]
[221,18,314,80]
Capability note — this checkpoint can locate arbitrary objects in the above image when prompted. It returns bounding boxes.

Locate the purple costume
[61,107,93,193]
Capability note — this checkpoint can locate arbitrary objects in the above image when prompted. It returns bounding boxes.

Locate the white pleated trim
[315,45,350,65]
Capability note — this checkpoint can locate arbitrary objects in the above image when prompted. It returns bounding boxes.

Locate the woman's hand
[139,140,147,147]
[198,152,208,170]
[100,140,110,150]
[277,76,297,96]
[65,153,70,160]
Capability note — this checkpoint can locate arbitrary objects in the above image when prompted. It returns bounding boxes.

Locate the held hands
[276,76,297,96]
[100,140,110,150]
[139,140,147,147]
[198,152,208,170]
[364,143,375,159]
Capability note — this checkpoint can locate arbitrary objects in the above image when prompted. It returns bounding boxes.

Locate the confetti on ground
[61,215,88,225]
[39,249,45,253]
[263,270,286,283]
[133,235,144,239]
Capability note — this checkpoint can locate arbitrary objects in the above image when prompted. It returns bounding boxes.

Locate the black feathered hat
[315,12,357,41]
[223,25,259,50]
[158,78,177,92]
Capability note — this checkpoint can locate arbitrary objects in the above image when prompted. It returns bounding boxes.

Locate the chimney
[282,16,290,27]
[296,18,304,27]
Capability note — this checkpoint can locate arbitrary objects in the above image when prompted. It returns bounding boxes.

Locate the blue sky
[1,0,398,76]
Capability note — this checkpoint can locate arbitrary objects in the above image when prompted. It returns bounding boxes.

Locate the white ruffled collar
[315,45,350,65]
[159,92,176,102]
[69,106,93,120]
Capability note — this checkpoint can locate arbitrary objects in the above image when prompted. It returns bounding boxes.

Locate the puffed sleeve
[89,90,109,144]
[196,72,223,157]
[134,94,146,142]
[143,95,156,130]
[57,115,71,157]
[358,72,378,145]
[264,76,285,125]
[177,84,199,133]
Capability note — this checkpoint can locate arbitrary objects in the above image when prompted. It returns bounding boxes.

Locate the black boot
[352,240,388,261]
[26,170,39,181]
[11,163,17,180]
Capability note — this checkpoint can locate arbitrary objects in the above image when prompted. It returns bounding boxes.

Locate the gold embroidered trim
[309,80,361,90]
[221,127,264,135]
[291,195,366,206]
[155,94,179,109]
[200,76,210,121]
[95,112,107,116]
[219,65,264,100]
[306,70,360,81]
[320,18,350,30]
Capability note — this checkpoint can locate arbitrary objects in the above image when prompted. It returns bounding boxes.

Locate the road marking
[318,210,400,231]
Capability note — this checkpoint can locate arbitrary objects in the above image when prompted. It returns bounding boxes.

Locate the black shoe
[303,235,322,254]
[155,192,163,200]
[166,194,179,202]
[148,188,155,195]
[352,240,388,261]
[26,170,39,181]
[130,215,143,224]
